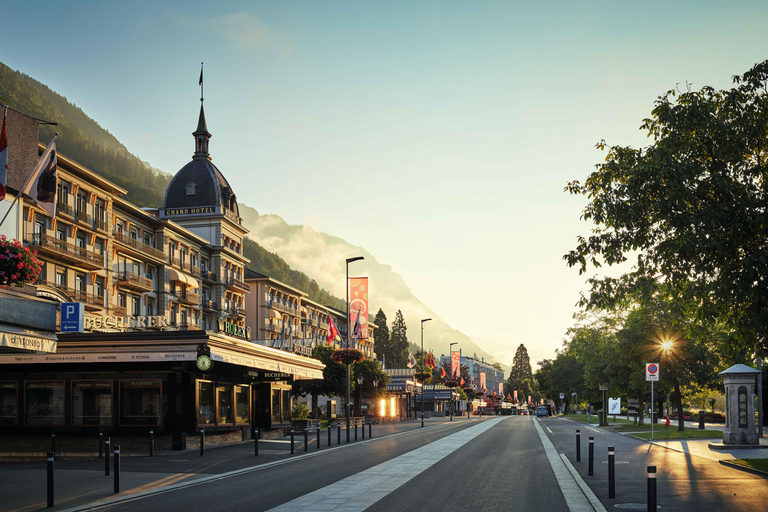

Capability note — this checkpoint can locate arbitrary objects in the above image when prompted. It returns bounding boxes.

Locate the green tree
[372,309,392,366]
[292,345,348,417]
[352,359,390,415]
[507,344,533,395]
[565,60,768,355]
[389,310,409,368]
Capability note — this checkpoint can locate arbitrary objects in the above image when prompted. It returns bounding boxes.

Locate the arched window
[738,386,748,428]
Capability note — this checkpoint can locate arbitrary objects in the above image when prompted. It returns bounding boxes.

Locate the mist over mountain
[0,61,506,370]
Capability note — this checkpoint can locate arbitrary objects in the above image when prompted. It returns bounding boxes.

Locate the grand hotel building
[0,102,347,441]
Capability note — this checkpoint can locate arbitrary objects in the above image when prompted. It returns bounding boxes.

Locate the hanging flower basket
[444,380,458,388]
[0,237,43,288]
[414,371,432,383]
[330,348,365,365]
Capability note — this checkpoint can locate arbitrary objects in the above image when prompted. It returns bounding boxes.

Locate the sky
[3,0,768,368]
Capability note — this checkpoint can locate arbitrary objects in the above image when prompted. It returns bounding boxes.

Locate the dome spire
[193,62,211,161]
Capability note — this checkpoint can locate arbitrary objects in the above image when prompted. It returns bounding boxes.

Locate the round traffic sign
[647,364,658,374]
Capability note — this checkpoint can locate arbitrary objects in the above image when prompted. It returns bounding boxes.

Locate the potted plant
[0,236,43,288]
[330,348,365,365]
[414,371,432,383]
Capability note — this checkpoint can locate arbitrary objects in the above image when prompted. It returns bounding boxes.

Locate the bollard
[362,420,365,440]
[200,429,205,457]
[316,427,321,449]
[290,429,295,454]
[113,445,120,493]
[337,423,341,445]
[328,424,332,446]
[47,452,54,508]
[149,430,154,457]
[588,436,594,475]
[355,421,358,441]
[99,432,104,459]
[421,413,424,428]
[51,434,56,460]
[608,446,615,498]
[369,421,372,438]
[647,466,657,511]
[254,428,259,456]
[576,430,581,462]
[104,438,111,476]
[699,411,706,430]
[304,428,309,452]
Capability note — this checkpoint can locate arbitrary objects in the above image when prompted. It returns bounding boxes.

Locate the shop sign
[84,314,169,330]
[244,370,293,381]
[0,351,194,364]
[0,331,57,353]
[293,344,312,357]
[217,318,251,340]
[164,207,216,216]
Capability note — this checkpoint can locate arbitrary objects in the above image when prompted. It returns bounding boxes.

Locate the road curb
[718,459,768,478]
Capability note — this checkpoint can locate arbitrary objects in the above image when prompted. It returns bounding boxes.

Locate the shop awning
[210,346,324,380]
[167,269,200,289]
[268,309,282,320]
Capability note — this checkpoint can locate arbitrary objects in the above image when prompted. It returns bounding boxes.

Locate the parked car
[537,406,548,417]
[518,409,528,415]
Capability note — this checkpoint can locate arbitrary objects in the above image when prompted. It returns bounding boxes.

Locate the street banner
[498,382,503,396]
[514,390,518,402]
[349,277,369,339]
[608,398,621,414]
[646,362,660,381]
[480,372,486,391]
[451,351,460,379]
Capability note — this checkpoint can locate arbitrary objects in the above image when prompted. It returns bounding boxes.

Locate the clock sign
[196,345,213,372]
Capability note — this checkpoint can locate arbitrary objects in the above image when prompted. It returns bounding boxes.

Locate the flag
[199,66,203,86]
[327,316,339,344]
[460,377,465,387]
[407,352,416,368]
[22,136,57,217]
[440,367,447,379]
[426,351,435,370]
[0,108,7,201]
[352,308,361,339]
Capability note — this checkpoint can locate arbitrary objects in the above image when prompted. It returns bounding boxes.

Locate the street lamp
[449,342,458,420]
[420,318,432,427]
[345,256,364,441]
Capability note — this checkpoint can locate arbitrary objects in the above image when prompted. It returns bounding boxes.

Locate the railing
[56,201,73,217]
[203,300,218,310]
[223,207,242,225]
[179,289,201,304]
[93,217,109,233]
[113,231,165,260]
[38,281,105,308]
[27,234,103,267]
[224,277,250,291]
[191,265,200,276]
[169,256,180,268]
[74,210,92,226]
[110,305,127,317]
[201,270,217,282]
[228,305,246,317]
[116,271,153,291]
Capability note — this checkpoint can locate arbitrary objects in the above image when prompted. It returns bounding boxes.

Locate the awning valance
[168,269,200,289]
[268,309,282,320]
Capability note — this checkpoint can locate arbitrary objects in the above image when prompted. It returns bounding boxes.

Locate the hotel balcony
[93,216,109,234]
[110,305,127,317]
[201,270,217,282]
[27,234,104,270]
[191,265,200,276]
[37,281,105,310]
[116,271,153,292]
[73,209,91,228]
[226,304,246,317]
[202,300,218,311]
[224,276,250,292]
[56,201,74,218]
[179,289,201,305]
[113,231,165,261]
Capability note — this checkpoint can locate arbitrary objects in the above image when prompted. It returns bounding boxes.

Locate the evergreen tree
[389,310,409,368]
[372,309,391,365]
[507,344,533,394]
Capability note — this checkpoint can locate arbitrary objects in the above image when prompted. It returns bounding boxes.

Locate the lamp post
[345,256,364,441]
[373,378,379,417]
[356,376,364,416]
[420,318,432,427]
[449,342,458,419]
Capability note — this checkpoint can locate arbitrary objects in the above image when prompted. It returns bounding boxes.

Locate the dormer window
[185,182,198,195]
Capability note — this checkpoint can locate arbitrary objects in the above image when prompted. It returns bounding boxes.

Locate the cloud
[178,13,291,55]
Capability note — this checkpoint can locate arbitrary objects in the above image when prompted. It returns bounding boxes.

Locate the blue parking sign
[61,302,84,332]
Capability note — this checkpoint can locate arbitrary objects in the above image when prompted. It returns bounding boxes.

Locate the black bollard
[51,434,56,460]
[328,424,332,446]
[290,429,295,454]
[99,432,104,459]
[104,438,111,476]
[368,421,372,438]
[47,452,54,508]
[113,445,120,493]
[355,421,358,441]
[576,430,581,462]
[362,420,365,440]
[421,412,424,428]
[149,429,154,457]
[608,446,615,498]
[316,427,321,449]
[200,429,205,457]
[647,466,657,512]
[337,423,341,445]
[588,436,594,475]
[254,428,259,456]
[304,428,309,452]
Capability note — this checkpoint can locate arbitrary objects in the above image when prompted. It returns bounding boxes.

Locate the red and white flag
[407,352,416,368]
[22,135,57,217]
[0,108,7,201]
[327,316,339,345]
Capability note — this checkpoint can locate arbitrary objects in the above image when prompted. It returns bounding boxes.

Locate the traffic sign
[559,392,564,399]
[646,363,660,381]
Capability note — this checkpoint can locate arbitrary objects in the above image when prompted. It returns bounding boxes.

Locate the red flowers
[330,348,365,365]
[0,236,43,288]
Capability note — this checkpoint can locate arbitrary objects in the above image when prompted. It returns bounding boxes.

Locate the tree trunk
[675,382,685,431]
[638,397,645,425]
[311,394,319,419]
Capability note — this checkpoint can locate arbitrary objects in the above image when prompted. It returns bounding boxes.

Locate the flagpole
[0,132,57,229]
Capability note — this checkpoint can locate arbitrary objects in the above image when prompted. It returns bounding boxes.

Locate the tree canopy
[564,60,768,354]
[388,310,409,368]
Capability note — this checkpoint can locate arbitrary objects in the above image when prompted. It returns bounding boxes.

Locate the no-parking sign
[646,363,660,381]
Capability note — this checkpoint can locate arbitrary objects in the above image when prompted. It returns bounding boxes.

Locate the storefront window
[119,380,161,426]
[271,389,281,425]
[198,381,214,425]
[282,389,291,423]
[216,384,234,424]
[72,381,112,426]
[0,382,19,426]
[25,381,65,426]
[235,385,249,425]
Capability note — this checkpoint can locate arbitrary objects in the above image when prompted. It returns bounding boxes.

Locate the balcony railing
[116,271,153,291]
[191,265,200,276]
[56,201,73,217]
[27,234,103,269]
[223,207,242,225]
[224,277,250,291]
[201,270,217,282]
[179,289,201,305]
[228,305,246,317]
[93,217,109,233]
[111,305,127,317]
[203,300,218,311]
[74,210,91,226]
[113,231,165,260]
[37,281,105,308]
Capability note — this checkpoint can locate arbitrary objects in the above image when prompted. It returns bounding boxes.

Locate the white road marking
[266,418,506,512]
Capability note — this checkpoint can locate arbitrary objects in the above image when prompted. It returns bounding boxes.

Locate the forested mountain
[0,61,345,311]
[0,62,171,207]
